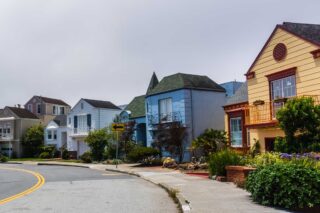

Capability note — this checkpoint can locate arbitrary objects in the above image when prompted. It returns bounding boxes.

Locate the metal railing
[244,95,320,125]
[0,134,14,140]
[70,127,93,136]
[147,112,182,125]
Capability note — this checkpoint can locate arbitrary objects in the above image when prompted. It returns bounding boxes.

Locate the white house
[44,115,68,150]
[67,99,122,157]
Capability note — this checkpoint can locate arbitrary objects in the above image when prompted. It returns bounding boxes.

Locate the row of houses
[1,22,320,159]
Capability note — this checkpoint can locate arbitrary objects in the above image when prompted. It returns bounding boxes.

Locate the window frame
[158,98,173,123]
[36,103,41,114]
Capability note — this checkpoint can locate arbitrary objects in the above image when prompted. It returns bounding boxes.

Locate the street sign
[112,123,125,131]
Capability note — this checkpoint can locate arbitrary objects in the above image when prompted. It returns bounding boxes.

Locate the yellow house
[224,22,320,152]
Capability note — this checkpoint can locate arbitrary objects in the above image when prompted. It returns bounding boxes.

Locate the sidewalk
[101,164,288,213]
[12,161,289,213]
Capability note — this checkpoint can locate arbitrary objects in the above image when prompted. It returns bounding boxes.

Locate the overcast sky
[1,0,320,108]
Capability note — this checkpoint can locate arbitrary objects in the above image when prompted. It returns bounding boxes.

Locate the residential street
[0,164,178,213]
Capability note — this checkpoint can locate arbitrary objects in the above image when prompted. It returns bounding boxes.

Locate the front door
[230,117,242,147]
[265,138,275,151]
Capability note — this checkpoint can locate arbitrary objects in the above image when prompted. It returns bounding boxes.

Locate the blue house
[145,72,227,161]
[120,95,147,146]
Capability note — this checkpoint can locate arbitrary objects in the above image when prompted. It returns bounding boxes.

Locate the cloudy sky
[0,0,319,108]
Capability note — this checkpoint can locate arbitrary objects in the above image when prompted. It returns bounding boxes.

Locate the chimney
[17,104,21,108]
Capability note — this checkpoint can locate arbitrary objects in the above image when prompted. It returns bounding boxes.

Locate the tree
[276,96,320,152]
[191,129,227,158]
[85,129,110,161]
[22,124,44,157]
[152,122,187,162]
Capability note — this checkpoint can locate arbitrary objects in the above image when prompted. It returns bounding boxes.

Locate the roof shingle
[7,107,39,119]
[281,22,320,46]
[124,95,146,118]
[147,73,226,96]
[35,96,70,106]
[83,99,121,110]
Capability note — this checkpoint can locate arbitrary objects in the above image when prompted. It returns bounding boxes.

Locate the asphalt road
[0,164,178,213]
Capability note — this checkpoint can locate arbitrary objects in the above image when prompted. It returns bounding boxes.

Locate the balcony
[244,95,320,126]
[70,127,93,137]
[0,134,14,141]
[147,112,182,126]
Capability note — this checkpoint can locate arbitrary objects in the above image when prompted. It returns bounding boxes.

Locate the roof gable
[146,72,159,94]
[246,22,320,75]
[26,96,70,106]
[83,99,121,110]
[124,95,146,118]
[147,73,226,96]
[6,107,39,119]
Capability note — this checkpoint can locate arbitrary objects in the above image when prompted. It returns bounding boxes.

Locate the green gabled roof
[146,73,226,96]
[124,95,146,118]
[146,72,159,94]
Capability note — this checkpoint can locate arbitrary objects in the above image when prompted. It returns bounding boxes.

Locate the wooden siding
[245,27,320,151]
[248,28,320,105]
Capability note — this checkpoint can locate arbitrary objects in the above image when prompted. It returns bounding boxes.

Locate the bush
[274,137,289,153]
[85,129,109,161]
[191,129,227,158]
[208,149,243,176]
[61,148,69,160]
[22,124,44,157]
[246,152,283,168]
[40,145,56,158]
[80,151,92,163]
[127,147,160,162]
[248,139,261,157]
[0,153,8,162]
[246,163,320,209]
[39,152,51,159]
[140,157,163,166]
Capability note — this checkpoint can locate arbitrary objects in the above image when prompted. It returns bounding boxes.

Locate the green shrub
[127,147,160,162]
[309,143,320,152]
[39,152,51,159]
[85,129,109,161]
[191,129,227,158]
[208,149,243,176]
[0,153,8,162]
[248,139,261,157]
[246,152,283,168]
[274,137,289,153]
[80,151,92,163]
[40,145,56,158]
[246,163,320,209]
[61,148,69,160]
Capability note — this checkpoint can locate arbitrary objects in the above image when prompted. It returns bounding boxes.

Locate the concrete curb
[1,162,23,165]
[37,162,90,168]
[105,168,191,213]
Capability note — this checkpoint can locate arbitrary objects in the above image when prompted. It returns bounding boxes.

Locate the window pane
[230,117,242,147]
[47,130,52,139]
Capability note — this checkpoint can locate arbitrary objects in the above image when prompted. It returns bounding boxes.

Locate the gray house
[0,107,40,157]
